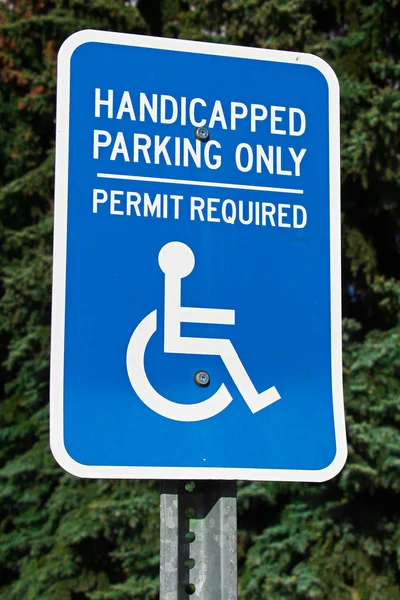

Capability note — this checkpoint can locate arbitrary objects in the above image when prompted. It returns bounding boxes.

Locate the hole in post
[185,583,196,595]
[185,507,196,518]
[185,481,196,492]
[185,531,196,543]
[184,558,195,569]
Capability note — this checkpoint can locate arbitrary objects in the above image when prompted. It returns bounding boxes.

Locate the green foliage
[165,1,400,598]
[0,3,160,600]
[236,314,400,599]
[1,0,400,598]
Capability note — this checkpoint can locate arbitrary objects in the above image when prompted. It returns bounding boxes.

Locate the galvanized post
[160,481,237,599]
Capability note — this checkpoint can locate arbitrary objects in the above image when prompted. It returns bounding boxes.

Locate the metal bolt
[185,583,196,595]
[195,126,209,142]
[194,370,210,387]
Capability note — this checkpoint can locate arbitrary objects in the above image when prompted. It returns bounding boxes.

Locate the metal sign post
[160,481,237,599]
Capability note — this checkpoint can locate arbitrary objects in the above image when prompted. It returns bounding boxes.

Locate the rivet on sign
[195,126,210,142]
[194,371,210,387]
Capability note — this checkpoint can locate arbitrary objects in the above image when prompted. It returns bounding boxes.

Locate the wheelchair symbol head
[158,241,195,279]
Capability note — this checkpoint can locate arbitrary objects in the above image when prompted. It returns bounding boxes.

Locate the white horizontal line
[97,173,304,195]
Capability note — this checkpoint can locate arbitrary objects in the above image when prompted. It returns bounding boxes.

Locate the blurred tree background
[0,0,399,598]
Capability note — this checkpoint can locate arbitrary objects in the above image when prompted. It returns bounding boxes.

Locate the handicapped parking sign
[50,31,347,481]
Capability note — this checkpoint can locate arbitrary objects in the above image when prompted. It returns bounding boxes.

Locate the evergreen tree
[1,1,399,599]
[164,1,400,597]
[0,3,160,600]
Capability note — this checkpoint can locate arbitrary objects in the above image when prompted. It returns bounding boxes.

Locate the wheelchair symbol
[126,241,280,422]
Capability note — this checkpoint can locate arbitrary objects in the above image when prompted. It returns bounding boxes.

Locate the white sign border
[51,29,347,482]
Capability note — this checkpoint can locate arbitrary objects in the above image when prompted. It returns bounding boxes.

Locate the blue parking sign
[50,30,347,481]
